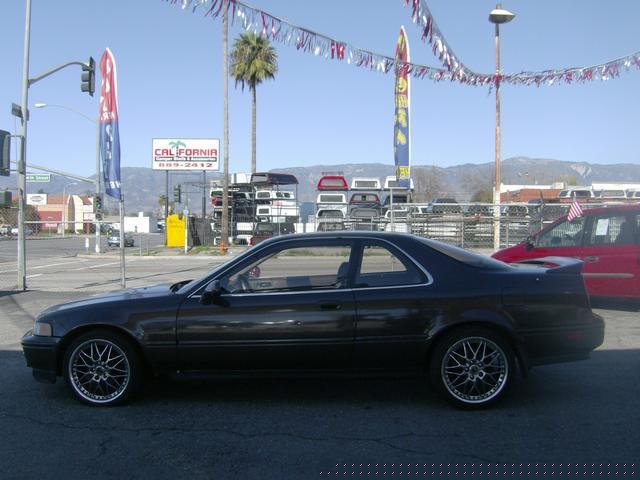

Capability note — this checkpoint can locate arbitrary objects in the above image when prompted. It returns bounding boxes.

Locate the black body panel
[21,232,604,382]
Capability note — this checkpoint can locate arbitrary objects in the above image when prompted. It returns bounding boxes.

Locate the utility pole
[94,120,101,253]
[221,0,230,250]
[17,0,33,290]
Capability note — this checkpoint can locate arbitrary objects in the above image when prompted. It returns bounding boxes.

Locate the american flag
[567,200,583,222]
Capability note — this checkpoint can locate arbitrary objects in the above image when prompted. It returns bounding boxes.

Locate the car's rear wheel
[430,327,514,409]
[63,330,142,406]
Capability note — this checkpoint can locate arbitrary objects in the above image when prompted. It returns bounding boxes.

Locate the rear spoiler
[514,256,583,275]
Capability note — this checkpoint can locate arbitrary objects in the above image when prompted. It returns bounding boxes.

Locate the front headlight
[33,322,52,337]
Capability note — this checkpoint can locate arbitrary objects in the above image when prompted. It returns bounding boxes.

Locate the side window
[356,244,424,288]
[537,217,586,248]
[587,215,634,246]
[221,244,352,293]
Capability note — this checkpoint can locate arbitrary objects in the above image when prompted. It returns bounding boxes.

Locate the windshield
[175,257,238,294]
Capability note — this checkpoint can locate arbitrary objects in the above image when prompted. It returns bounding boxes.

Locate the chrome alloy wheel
[68,339,130,404]
[440,336,508,405]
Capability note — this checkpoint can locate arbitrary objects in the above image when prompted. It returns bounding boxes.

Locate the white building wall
[123,212,158,233]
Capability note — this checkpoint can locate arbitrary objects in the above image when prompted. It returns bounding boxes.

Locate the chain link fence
[1,202,610,291]
[197,202,590,251]
[0,205,164,291]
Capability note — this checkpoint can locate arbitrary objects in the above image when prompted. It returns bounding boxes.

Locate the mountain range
[1,157,639,215]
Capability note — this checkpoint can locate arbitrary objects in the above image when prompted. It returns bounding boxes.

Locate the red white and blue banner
[567,200,584,222]
[99,48,122,200]
[394,27,411,188]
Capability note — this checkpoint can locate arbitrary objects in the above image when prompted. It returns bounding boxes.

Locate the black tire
[429,326,514,409]
[62,329,143,406]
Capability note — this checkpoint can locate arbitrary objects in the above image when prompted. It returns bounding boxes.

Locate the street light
[489,3,515,250]
[34,102,102,253]
[62,182,78,237]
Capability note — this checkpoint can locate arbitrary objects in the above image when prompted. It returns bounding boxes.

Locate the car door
[580,212,639,299]
[176,239,357,372]
[350,239,437,373]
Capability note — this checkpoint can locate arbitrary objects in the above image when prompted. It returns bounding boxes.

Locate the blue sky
[1,0,639,179]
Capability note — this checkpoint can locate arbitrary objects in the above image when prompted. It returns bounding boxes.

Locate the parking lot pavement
[0,287,638,479]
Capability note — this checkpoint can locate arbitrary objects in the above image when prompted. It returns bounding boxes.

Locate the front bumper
[21,331,62,384]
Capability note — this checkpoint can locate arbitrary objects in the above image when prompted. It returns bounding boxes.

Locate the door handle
[319,304,342,311]
[584,256,599,263]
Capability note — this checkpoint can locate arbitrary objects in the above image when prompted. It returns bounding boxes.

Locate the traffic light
[0,191,12,207]
[93,194,103,211]
[81,57,95,96]
[0,130,10,177]
[173,185,182,203]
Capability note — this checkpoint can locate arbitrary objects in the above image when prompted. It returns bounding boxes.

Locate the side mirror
[200,280,222,305]
[525,236,535,251]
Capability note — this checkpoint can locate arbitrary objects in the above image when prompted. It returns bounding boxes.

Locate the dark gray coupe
[22,232,604,408]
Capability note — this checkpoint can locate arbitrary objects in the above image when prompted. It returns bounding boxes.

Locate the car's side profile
[22,232,604,408]
[493,204,640,305]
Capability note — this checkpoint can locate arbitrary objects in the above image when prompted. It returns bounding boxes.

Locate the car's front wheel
[430,327,514,409]
[62,330,142,406]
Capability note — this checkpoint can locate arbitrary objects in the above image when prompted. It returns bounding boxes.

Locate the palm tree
[230,33,278,174]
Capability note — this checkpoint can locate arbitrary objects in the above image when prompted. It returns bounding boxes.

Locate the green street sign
[26,173,51,183]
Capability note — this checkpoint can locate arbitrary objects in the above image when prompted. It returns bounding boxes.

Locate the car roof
[257,231,441,247]
[578,204,640,216]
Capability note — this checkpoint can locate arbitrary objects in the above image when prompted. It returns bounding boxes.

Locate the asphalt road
[0,233,167,263]
[0,276,639,478]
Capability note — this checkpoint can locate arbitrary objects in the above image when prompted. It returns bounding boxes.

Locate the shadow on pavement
[2,348,638,410]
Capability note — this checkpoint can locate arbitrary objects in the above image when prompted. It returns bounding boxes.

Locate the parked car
[558,188,595,200]
[596,189,627,200]
[107,230,134,247]
[493,204,640,306]
[428,198,462,215]
[22,232,603,408]
[0,224,12,235]
[10,226,34,236]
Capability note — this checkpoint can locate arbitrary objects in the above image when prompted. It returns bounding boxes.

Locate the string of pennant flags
[405,0,640,86]
[167,0,640,87]
[167,0,454,81]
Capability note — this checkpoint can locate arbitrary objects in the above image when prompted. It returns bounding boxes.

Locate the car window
[355,243,425,288]
[221,244,353,294]
[536,217,586,248]
[586,215,634,246]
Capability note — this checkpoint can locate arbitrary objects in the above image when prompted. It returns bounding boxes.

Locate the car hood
[38,284,174,318]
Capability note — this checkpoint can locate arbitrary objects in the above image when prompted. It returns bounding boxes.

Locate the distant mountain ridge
[1,157,639,214]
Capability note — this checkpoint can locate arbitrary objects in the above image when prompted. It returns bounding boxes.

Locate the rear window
[353,180,379,189]
[600,190,625,198]
[417,237,510,270]
[319,195,345,203]
[320,179,346,187]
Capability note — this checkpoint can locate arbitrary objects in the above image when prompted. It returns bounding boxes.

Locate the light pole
[489,4,515,250]
[34,102,102,253]
[62,181,78,237]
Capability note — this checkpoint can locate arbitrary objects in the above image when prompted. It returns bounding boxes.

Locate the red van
[493,205,640,305]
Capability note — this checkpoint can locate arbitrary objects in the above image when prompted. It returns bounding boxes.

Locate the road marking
[30,261,80,270]
[72,261,124,271]
[26,273,43,278]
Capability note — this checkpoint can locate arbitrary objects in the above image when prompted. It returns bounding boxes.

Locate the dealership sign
[27,193,48,206]
[152,138,220,171]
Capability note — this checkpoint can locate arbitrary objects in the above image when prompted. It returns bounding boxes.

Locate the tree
[158,194,173,216]
[413,166,445,202]
[230,33,278,174]
[471,188,493,203]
